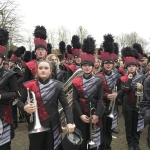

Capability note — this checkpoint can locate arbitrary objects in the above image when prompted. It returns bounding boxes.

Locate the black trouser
[0,142,11,150]
[29,131,54,150]
[99,114,112,150]
[12,105,17,125]
[147,124,150,148]
[123,106,140,147]
[74,115,97,150]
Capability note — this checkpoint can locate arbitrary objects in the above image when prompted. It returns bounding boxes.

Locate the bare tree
[115,32,149,51]
[57,26,70,47]
[0,0,23,49]
[23,29,34,51]
[47,29,56,49]
[76,26,88,44]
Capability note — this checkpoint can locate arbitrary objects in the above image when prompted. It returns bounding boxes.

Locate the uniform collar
[104,70,112,76]
[83,73,93,79]
[38,77,50,84]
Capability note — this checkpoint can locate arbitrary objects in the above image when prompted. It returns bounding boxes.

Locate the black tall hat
[10,47,22,62]
[33,25,47,50]
[121,47,139,67]
[0,28,9,58]
[21,51,31,68]
[31,51,36,60]
[66,44,73,59]
[81,35,95,66]
[71,35,81,57]
[101,34,114,63]
[58,41,66,61]
[59,41,66,55]
[47,43,52,55]
[18,46,26,55]
[7,50,14,59]
[143,53,148,59]
[23,51,31,62]
[97,48,103,60]
[113,42,119,61]
[133,43,143,60]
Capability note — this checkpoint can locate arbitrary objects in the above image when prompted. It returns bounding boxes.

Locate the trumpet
[136,82,143,113]
[26,88,33,122]
[107,86,117,119]
[87,102,96,149]
[26,88,50,134]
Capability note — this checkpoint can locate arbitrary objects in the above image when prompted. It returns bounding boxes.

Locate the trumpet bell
[107,113,114,119]
[29,125,50,134]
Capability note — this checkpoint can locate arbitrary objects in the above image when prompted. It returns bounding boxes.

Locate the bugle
[107,86,117,119]
[87,102,96,149]
[26,88,50,134]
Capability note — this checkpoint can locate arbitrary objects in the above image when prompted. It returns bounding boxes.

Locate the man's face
[68,59,73,64]
[143,58,148,66]
[127,65,137,74]
[103,62,114,71]
[74,56,81,64]
[4,64,9,69]
[9,61,15,67]
[60,59,65,64]
[35,48,47,59]
[139,60,144,67]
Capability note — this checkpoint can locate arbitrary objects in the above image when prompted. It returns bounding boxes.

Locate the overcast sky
[16,0,150,48]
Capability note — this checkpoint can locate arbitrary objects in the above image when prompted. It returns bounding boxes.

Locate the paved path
[11,106,149,150]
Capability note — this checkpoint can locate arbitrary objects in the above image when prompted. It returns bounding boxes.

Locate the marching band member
[93,58,101,75]
[24,25,48,82]
[140,72,150,148]
[121,47,145,150]
[111,42,120,134]
[57,41,68,82]
[113,42,120,74]
[133,43,146,74]
[3,61,9,70]
[47,54,67,82]
[72,35,105,150]
[58,41,68,71]
[98,34,121,150]
[66,44,73,65]
[18,60,74,150]
[7,49,23,129]
[0,28,19,149]
[67,35,82,79]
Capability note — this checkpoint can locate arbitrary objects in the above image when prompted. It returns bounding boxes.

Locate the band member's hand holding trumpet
[80,114,99,124]
[24,103,36,114]
[107,93,118,101]
[137,82,143,90]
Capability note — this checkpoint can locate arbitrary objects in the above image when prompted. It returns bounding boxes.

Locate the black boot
[128,146,135,150]
[134,145,140,150]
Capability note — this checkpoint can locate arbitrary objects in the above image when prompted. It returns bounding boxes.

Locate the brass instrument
[87,102,96,148]
[26,88,33,122]
[107,84,117,119]
[26,88,50,134]
[136,81,143,113]
[59,68,83,129]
